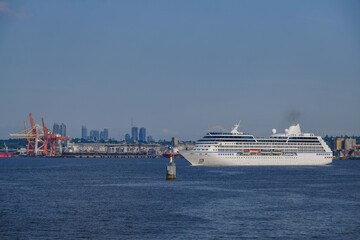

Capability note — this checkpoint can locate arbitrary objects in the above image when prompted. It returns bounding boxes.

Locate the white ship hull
[179,151,332,166]
[180,122,333,166]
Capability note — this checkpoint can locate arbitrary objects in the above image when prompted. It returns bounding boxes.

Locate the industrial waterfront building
[65,141,195,158]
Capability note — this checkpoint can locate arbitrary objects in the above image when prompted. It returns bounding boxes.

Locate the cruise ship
[179,123,333,166]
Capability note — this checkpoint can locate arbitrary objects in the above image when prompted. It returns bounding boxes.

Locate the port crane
[9,113,69,156]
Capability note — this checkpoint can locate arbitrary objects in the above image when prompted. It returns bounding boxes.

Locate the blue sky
[0,0,359,140]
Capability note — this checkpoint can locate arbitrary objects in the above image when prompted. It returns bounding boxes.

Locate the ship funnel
[287,123,301,136]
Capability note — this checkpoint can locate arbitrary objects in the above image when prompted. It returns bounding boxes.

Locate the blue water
[1,158,359,239]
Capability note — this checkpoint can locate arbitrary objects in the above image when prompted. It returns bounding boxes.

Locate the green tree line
[0,139,27,150]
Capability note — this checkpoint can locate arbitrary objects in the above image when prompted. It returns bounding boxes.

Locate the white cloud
[207,125,228,132]
[0,1,26,19]
[161,129,178,135]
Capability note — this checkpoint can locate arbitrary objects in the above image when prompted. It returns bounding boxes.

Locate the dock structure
[9,113,69,157]
[166,152,176,180]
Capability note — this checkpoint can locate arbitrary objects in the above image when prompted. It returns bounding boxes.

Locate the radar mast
[231,121,242,134]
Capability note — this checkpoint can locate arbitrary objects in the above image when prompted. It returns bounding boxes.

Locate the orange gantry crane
[10,113,69,156]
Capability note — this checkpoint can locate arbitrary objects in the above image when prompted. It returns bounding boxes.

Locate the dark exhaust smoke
[287,110,301,124]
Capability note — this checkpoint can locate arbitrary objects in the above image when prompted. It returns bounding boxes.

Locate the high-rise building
[345,138,356,150]
[60,123,66,136]
[90,130,95,140]
[95,130,99,141]
[336,138,344,150]
[139,127,146,142]
[81,126,87,139]
[53,123,60,134]
[125,133,131,142]
[100,128,109,141]
[90,130,100,141]
[103,128,109,141]
[131,127,138,142]
[172,137,179,147]
[147,136,154,143]
[330,137,337,151]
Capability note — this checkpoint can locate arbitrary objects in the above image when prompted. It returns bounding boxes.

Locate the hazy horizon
[1,0,359,141]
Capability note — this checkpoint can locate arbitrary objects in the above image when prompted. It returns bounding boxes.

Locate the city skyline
[81,125,109,141]
[53,122,66,137]
[7,115,360,142]
[81,124,153,142]
[0,0,359,140]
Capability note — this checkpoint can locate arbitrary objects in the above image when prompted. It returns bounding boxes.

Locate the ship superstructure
[179,123,332,166]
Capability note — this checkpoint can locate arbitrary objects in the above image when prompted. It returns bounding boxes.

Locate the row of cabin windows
[220,156,298,159]
[217,148,325,152]
[215,142,321,146]
[204,135,255,139]
[198,139,320,143]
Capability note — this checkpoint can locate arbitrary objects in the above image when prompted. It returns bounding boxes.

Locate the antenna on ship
[231,121,241,134]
